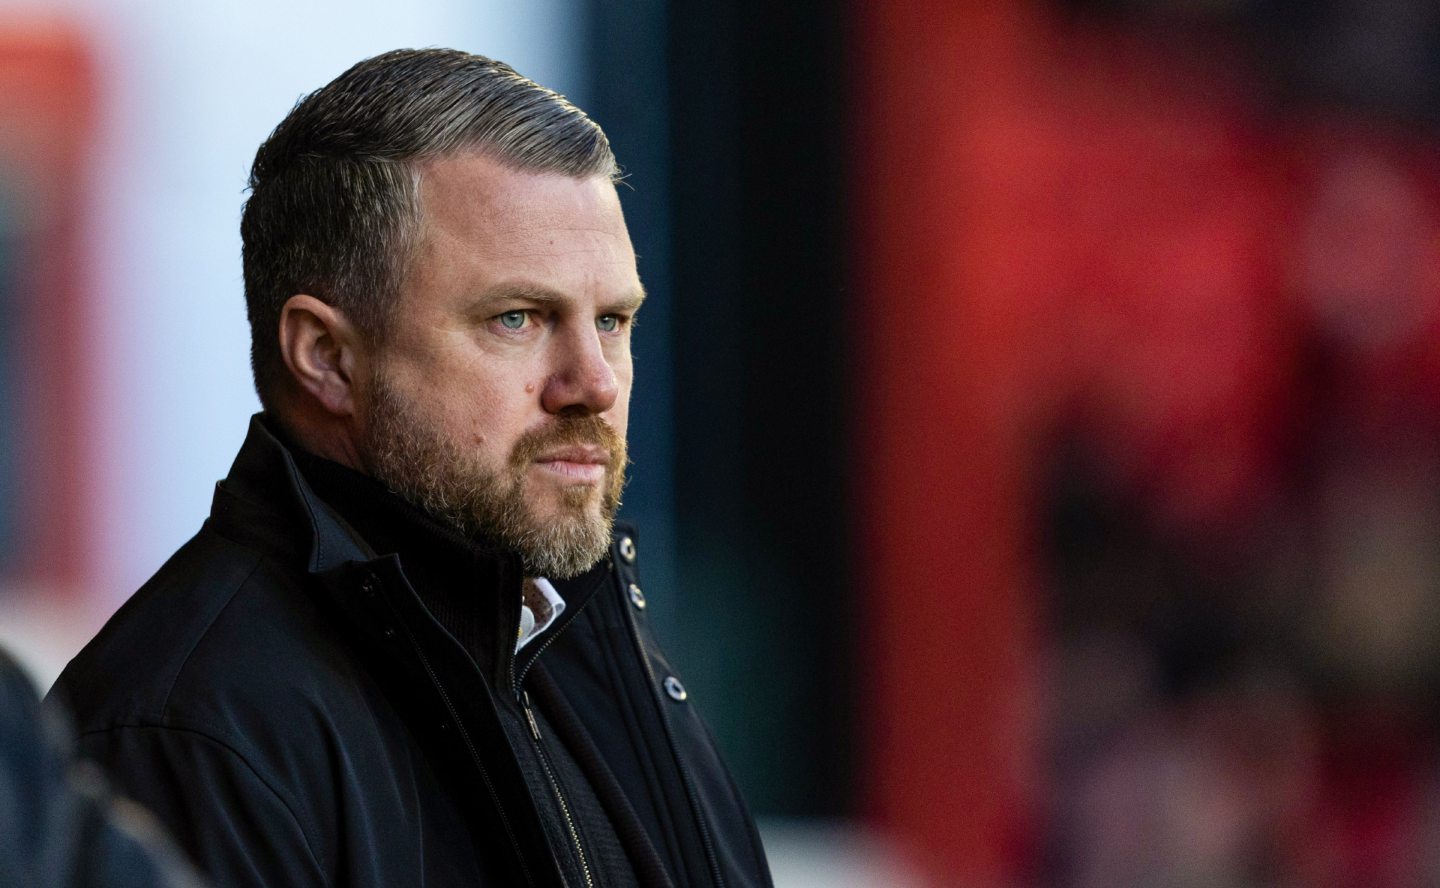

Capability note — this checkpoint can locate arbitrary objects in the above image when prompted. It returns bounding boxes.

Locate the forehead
[395,153,643,326]
[411,153,634,274]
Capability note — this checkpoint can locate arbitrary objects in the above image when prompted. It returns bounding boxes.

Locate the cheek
[453,392,531,454]
[615,366,635,412]
[608,396,632,442]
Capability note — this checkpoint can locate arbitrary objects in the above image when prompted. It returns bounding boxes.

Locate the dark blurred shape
[0,647,205,887]
[669,0,857,817]
[590,0,856,818]
[1056,0,1440,123]
[1259,0,1440,123]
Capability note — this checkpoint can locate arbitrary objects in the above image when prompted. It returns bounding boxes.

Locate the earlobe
[278,294,359,417]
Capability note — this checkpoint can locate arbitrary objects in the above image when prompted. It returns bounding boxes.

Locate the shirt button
[663,676,687,702]
[618,536,636,563]
[627,583,646,610]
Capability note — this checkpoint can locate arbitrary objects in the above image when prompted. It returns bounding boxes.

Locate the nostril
[538,342,621,414]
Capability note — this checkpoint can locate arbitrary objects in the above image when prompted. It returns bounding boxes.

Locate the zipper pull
[522,690,541,741]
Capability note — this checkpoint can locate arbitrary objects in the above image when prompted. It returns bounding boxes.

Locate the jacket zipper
[522,690,595,888]
[400,618,538,887]
[514,621,595,888]
[621,593,727,888]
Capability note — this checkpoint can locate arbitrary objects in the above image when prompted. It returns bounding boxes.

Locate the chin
[532,477,602,511]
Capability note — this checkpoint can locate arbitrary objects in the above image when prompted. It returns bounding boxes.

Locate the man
[50,49,772,888]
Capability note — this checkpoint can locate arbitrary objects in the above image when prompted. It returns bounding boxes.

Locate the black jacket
[49,416,771,888]
[0,648,204,888]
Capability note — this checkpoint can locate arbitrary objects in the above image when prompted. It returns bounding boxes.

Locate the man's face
[359,153,642,578]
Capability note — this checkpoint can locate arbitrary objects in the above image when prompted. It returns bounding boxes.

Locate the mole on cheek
[524,382,536,394]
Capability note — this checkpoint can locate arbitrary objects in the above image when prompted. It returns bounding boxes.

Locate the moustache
[509,416,627,471]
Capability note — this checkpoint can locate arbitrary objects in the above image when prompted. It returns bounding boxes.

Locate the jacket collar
[287,439,511,600]
[209,414,372,574]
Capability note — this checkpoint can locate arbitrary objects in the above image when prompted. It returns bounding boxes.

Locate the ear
[278,294,363,417]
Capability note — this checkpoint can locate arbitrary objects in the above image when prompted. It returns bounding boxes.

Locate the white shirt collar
[516,577,566,652]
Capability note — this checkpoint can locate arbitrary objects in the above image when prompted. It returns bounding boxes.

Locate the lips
[534,446,611,467]
[533,446,611,483]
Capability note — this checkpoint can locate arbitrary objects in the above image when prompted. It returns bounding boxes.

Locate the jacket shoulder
[51,523,333,740]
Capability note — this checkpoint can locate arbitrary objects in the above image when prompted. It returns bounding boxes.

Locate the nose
[540,327,620,416]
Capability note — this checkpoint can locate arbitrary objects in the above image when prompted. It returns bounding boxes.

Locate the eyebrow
[611,285,648,313]
[476,283,648,313]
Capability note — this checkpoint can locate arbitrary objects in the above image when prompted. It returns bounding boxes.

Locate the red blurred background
[859,2,1440,884]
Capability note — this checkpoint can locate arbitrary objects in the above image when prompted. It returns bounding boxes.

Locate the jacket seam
[158,551,265,717]
[77,722,332,886]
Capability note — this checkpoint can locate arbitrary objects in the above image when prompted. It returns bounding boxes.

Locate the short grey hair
[240,48,619,408]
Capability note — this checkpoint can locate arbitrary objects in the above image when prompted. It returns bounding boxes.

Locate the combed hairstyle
[241,48,619,409]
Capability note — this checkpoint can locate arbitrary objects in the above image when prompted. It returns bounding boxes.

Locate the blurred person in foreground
[48,49,771,888]
[0,648,204,887]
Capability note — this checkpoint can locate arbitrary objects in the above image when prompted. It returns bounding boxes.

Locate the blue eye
[499,310,528,330]
[597,314,620,332]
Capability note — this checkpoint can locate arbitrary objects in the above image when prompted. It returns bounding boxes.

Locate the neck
[270,405,368,474]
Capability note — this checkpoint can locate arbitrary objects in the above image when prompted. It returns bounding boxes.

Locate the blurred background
[5,0,1440,885]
